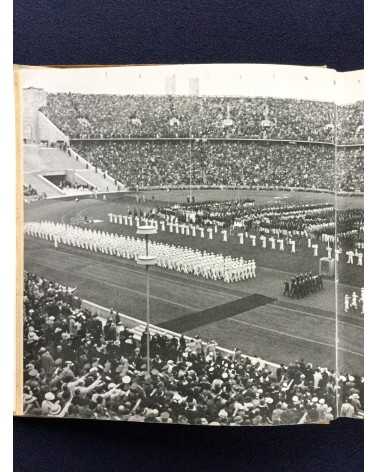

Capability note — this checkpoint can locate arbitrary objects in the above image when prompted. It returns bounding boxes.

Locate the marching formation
[283,272,324,299]
[24,221,257,283]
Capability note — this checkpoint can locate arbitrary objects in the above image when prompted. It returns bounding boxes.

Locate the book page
[16,64,362,425]
[334,70,364,419]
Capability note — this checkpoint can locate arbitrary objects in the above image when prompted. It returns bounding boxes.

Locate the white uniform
[25,220,257,284]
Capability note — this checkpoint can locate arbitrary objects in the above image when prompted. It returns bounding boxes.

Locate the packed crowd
[337,101,364,145]
[42,93,338,141]
[23,272,363,424]
[336,147,364,193]
[24,221,256,283]
[283,273,323,299]
[72,140,341,191]
[42,93,363,145]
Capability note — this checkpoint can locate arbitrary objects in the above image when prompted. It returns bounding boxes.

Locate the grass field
[25,190,364,287]
[24,237,363,374]
[136,188,364,210]
[24,190,363,375]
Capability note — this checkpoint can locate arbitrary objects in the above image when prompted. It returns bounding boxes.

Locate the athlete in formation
[282,272,323,299]
[24,221,257,283]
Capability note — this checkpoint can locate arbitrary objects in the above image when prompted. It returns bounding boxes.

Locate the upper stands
[36,93,363,194]
[337,101,364,145]
[41,93,338,142]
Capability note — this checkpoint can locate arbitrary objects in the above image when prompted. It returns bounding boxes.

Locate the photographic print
[16,64,363,426]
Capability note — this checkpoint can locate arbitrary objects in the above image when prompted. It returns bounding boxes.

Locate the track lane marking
[267,303,364,330]
[230,318,363,357]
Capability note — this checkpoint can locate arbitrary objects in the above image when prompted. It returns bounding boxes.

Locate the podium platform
[319,257,335,277]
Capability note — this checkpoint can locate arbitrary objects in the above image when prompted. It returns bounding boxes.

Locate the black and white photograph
[18,64,364,426]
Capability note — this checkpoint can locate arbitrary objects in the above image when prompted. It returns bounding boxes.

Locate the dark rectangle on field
[158,293,275,333]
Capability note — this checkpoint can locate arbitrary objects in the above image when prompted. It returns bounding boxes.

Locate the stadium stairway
[23,144,118,196]
[74,168,118,192]
[25,145,86,173]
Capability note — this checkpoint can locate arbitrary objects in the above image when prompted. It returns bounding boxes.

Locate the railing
[81,299,280,371]
[37,184,363,202]
[136,184,363,197]
[69,136,363,146]
[68,147,123,189]
[81,299,364,419]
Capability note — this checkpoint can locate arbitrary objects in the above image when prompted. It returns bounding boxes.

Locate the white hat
[45,392,55,401]
[122,376,131,384]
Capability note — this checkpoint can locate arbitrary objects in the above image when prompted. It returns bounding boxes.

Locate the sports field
[24,189,364,374]
[138,188,364,210]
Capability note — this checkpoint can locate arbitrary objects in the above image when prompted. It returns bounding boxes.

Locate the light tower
[136,224,157,375]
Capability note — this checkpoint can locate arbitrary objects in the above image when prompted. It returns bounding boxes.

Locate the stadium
[21,66,364,426]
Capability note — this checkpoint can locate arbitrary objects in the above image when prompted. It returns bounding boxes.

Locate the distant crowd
[73,141,346,191]
[41,93,344,142]
[39,93,363,194]
[71,140,363,193]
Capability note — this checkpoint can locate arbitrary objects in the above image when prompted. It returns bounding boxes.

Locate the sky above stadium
[19,64,363,104]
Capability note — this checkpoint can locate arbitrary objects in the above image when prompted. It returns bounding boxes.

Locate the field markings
[269,303,364,330]
[74,271,201,311]
[26,243,363,332]
[230,318,363,357]
[29,199,361,292]
[29,243,241,300]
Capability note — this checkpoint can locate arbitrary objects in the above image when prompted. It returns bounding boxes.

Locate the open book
[14,64,363,426]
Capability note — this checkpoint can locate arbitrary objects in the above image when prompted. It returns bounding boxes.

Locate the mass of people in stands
[73,141,345,191]
[41,94,363,145]
[336,147,364,193]
[40,92,363,193]
[337,102,364,145]
[41,93,339,142]
[23,272,363,424]
[72,140,363,193]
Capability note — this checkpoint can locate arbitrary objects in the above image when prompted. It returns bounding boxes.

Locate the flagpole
[136,225,157,377]
[189,125,192,203]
